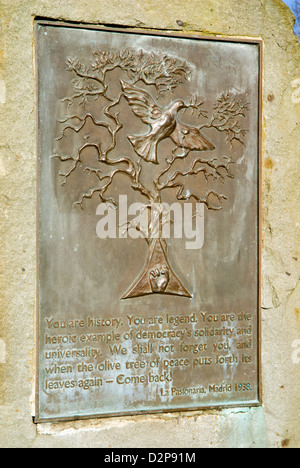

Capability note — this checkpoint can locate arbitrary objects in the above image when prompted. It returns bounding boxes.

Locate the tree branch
[200,92,250,148]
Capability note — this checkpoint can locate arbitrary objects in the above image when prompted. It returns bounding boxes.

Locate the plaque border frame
[34,18,263,423]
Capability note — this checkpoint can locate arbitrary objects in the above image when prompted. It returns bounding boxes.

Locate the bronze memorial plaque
[35,21,262,422]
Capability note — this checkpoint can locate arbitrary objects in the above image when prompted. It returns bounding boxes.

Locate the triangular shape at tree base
[122,239,192,299]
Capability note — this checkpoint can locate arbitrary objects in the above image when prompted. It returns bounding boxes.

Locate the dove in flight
[121,80,215,164]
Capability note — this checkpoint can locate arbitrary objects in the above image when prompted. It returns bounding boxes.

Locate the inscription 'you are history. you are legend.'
[42,311,255,400]
[36,22,261,421]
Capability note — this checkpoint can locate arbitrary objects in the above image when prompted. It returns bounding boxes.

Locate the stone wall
[0,0,299,448]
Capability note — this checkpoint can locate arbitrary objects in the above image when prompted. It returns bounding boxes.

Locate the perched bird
[121,80,215,164]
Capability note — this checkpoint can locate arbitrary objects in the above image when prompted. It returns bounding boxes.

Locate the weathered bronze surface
[36,21,261,422]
